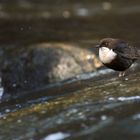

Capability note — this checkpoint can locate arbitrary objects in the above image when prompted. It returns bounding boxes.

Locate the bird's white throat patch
[99,47,117,64]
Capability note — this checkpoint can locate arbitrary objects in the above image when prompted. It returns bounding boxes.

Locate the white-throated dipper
[97,38,140,77]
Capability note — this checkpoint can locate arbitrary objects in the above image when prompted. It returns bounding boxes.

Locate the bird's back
[113,41,139,60]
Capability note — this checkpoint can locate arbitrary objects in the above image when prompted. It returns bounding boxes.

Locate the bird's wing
[113,43,139,60]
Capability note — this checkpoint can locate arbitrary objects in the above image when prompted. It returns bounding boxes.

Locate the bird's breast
[99,47,117,64]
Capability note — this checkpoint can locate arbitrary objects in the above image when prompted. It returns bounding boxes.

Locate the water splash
[43,132,70,140]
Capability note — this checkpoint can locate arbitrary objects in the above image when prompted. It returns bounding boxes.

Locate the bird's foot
[119,71,126,77]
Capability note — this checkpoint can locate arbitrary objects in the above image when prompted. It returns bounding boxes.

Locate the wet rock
[1,43,101,96]
[0,71,140,140]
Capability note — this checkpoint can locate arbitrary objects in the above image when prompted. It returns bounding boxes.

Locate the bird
[96,38,140,77]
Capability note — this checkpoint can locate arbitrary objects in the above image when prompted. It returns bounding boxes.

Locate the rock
[0,70,140,140]
[1,43,102,96]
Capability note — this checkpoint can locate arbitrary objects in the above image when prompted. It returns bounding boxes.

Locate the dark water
[0,1,140,45]
[0,1,140,140]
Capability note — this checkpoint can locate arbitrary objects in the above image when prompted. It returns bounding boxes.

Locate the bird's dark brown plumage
[97,38,140,76]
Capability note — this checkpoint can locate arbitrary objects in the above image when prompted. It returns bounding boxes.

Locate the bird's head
[97,38,119,49]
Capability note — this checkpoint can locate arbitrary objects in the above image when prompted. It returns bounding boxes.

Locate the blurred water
[0,1,139,45]
[0,1,140,140]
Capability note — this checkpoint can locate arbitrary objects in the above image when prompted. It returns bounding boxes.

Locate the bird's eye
[102,42,108,47]
[105,42,108,46]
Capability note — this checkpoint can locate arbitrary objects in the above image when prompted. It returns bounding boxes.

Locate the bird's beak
[95,44,100,48]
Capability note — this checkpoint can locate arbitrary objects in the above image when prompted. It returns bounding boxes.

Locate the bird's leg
[119,71,126,77]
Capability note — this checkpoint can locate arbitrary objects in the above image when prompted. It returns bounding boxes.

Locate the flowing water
[0,1,140,140]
